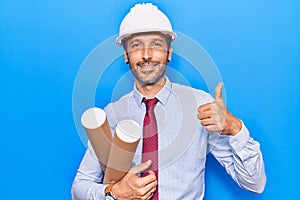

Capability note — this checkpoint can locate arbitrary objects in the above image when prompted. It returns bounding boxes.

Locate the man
[72,3,266,200]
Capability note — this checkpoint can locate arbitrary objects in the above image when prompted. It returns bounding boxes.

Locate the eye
[152,41,163,48]
[130,42,142,49]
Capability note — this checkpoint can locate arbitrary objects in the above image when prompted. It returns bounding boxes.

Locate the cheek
[127,52,141,63]
[127,50,169,64]
[153,51,168,62]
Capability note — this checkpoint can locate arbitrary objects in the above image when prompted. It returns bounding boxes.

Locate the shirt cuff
[99,184,109,199]
[229,121,250,150]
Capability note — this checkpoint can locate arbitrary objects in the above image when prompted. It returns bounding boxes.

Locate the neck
[136,77,166,99]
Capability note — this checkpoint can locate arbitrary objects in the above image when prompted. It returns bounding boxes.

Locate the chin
[132,67,166,86]
[138,75,164,85]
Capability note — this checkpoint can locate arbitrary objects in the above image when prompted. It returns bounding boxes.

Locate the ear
[167,45,173,62]
[123,49,129,64]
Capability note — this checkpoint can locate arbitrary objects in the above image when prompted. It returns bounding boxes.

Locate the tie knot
[142,98,158,111]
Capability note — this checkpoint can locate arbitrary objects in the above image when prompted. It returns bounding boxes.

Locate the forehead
[126,32,168,43]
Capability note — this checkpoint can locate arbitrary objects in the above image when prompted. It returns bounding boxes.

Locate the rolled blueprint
[81,107,112,172]
[104,119,142,184]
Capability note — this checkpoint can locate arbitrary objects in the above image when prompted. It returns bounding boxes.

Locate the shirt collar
[133,76,172,107]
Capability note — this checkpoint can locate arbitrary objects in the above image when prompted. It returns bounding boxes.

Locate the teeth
[141,63,157,68]
[136,62,159,69]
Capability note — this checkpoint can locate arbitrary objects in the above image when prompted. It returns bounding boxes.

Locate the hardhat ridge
[116,3,176,46]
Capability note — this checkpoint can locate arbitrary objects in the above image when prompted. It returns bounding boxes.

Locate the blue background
[1,0,299,199]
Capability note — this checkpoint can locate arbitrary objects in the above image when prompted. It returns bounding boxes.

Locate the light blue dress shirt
[72,77,266,199]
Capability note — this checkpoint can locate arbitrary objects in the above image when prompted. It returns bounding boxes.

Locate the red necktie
[142,97,159,200]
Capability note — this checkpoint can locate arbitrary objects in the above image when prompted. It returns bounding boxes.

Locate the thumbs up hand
[197,82,242,136]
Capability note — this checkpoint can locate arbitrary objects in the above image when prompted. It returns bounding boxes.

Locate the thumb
[129,160,152,174]
[214,82,223,102]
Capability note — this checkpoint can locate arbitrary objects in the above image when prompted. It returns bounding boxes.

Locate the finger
[146,194,154,200]
[145,185,157,199]
[214,82,223,102]
[141,182,157,200]
[129,160,152,174]
[138,170,157,185]
[137,178,157,196]
[198,109,212,120]
[147,170,156,177]
[144,189,156,200]
[145,170,156,180]
[133,170,157,198]
[205,125,223,132]
[200,118,214,126]
[198,102,212,113]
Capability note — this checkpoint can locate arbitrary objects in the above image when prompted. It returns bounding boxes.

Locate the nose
[142,47,153,62]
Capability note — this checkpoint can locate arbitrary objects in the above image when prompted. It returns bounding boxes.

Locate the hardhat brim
[116,29,177,46]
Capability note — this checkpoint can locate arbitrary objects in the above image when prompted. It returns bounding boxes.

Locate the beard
[130,60,167,85]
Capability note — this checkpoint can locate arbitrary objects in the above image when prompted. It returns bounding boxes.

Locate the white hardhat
[116,3,177,46]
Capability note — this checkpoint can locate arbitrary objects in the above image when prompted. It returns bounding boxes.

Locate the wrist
[223,111,242,136]
[111,182,120,199]
[105,182,117,200]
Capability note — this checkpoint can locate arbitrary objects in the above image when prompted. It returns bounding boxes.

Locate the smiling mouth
[137,62,159,70]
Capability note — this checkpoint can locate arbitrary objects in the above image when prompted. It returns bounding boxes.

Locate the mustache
[136,60,160,67]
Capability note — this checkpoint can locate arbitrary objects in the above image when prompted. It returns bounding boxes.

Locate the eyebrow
[128,38,165,45]
[128,39,142,44]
